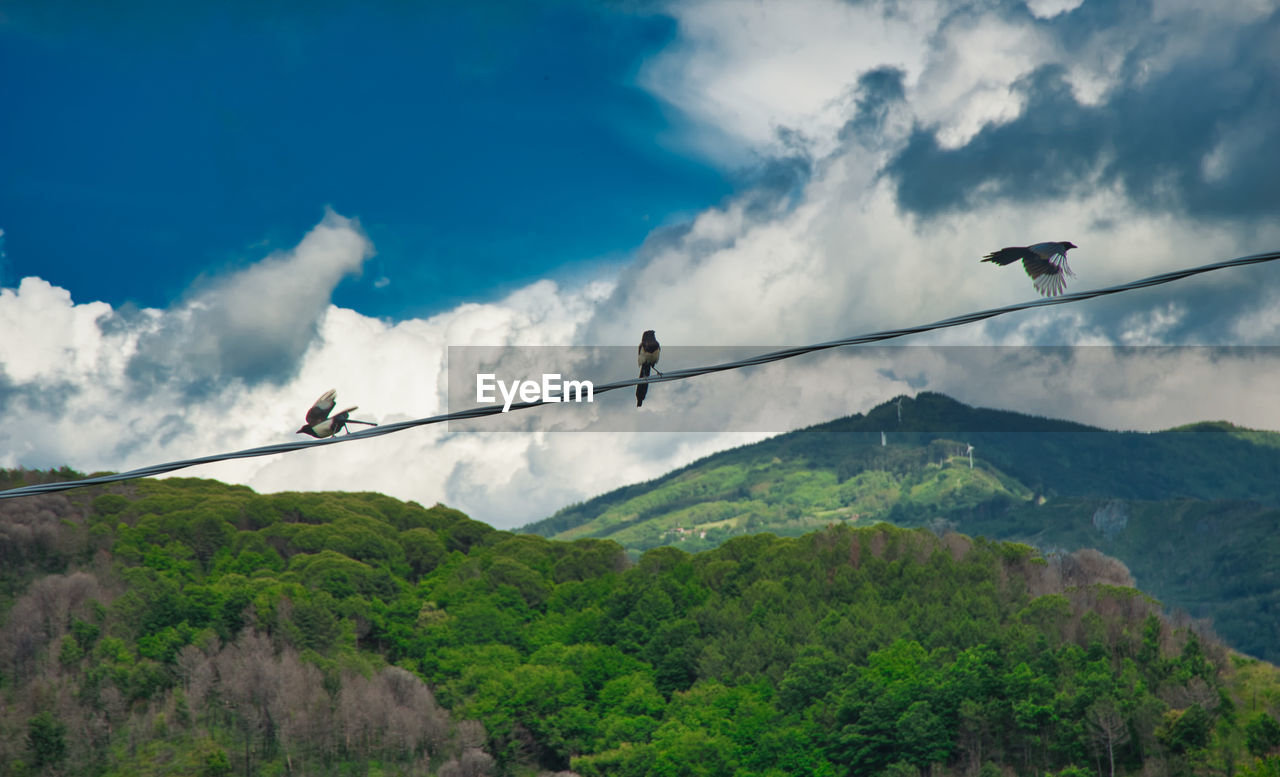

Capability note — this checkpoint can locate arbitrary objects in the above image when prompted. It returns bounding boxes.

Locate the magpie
[636,330,661,408]
[982,241,1078,297]
[297,389,377,438]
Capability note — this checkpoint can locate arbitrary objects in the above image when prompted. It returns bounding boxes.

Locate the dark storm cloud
[118,211,371,398]
[1039,0,1156,48]
[839,66,907,144]
[888,65,1106,214]
[886,5,1280,221]
[0,374,79,417]
[124,305,323,400]
[583,221,694,324]
[738,152,813,215]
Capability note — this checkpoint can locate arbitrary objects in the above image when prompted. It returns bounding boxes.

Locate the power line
[3,248,1278,500]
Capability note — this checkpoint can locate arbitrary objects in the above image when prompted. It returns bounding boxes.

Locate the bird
[636,330,661,408]
[981,241,1078,297]
[297,389,377,438]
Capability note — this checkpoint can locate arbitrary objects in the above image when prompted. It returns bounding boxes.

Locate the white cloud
[1119,303,1186,345]
[1025,0,1085,19]
[641,0,938,162]
[910,12,1051,149]
[0,277,117,383]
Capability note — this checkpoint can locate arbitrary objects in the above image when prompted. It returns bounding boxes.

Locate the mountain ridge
[521,392,1280,661]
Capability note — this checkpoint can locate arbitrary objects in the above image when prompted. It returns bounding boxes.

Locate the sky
[3,0,1280,528]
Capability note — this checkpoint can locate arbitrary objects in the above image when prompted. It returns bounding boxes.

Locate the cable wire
[3,248,1278,500]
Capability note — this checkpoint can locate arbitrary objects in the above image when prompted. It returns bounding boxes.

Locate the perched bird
[636,330,661,408]
[981,241,1078,297]
[297,389,376,438]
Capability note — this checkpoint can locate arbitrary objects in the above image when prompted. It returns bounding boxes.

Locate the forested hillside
[523,393,1280,663]
[3,469,1280,777]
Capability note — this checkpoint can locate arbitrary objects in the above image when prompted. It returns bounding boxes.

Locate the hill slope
[4,472,1280,777]
[522,393,1280,661]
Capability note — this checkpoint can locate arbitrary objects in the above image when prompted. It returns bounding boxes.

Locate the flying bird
[636,330,661,408]
[982,241,1078,297]
[297,389,377,438]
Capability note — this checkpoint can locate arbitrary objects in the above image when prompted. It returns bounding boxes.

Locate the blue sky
[3,0,1280,526]
[1,2,730,318]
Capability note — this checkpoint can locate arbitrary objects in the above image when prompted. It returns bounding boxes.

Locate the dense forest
[2,468,1280,777]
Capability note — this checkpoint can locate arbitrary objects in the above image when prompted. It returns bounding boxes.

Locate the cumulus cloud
[886,3,1280,220]
[5,0,1280,527]
[638,0,938,163]
[123,209,373,395]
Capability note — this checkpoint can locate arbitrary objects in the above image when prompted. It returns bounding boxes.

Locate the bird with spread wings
[297,389,377,438]
[982,241,1078,297]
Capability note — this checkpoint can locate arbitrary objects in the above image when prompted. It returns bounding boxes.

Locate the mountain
[4,471,1280,777]
[522,393,1280,661]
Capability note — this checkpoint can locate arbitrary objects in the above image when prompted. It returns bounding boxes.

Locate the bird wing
[1020,255,1058,279]
[1023,257,1069,296]
[306,389,338,425]
[1033,271,1068,296]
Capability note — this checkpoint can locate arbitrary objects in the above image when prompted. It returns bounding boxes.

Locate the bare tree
[269,648,333,772]
[214,630,278,776]
[0,571,103,683]
[1162,676,1218,712]
[942,531,973,561]
[0,493,79,569]
[1062,549,1134,589]
[1087,699,1131,777]
[380,666,449,756]
[457,720,488,751]
[439,747,496,777]
[338,671,381,756]
[334,665,451,762]
[177,643,215,724]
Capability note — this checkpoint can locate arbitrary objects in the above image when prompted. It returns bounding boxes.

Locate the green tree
[203,746,232,777]
[1246,713,1280,758]
[188,513,235,566]
[58,634,84,666]
[292,596,342,652]
[1158,704,1212,754]
[897,699,950,770]
[778,646,841,712]
[27,711,68,769]
[1239,756,1280,777]
[401,527,447,578]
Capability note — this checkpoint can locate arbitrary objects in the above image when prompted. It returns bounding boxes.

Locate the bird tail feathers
[981,248,1026,266]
